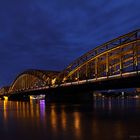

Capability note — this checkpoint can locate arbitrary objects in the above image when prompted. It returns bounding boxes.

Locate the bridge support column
[86,63,88,78]
[77,70,80,80]
[95,58,98,79]
[135,44,139,73]
[120,48,123,76]
[106,53,109,78]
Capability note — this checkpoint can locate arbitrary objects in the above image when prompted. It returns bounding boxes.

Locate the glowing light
[75,77,78,80]
[61,110,66,130]
[39,100,45,119]
[74,112,80,129]
[73,112,81,139]
[51,106,57,130]
[51,78,56,85]
[4,96,8,100]
[4,99,8,122]
[30,96,34,100]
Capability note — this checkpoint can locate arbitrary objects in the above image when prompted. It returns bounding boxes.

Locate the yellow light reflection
[73,112,81,139]
[61,109,66,130]
[22,102,26,118]
[51,106,57,130]
[3,99,8,122]
[34,102,40,128]
[30,99,34,118]
[26,102,30,117]
[36,103,40,118]
[16,101,20,117]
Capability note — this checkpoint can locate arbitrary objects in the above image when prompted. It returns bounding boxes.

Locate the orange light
[4,96,8,100]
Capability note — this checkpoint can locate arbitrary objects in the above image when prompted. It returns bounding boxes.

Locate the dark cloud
[0,0,140,87]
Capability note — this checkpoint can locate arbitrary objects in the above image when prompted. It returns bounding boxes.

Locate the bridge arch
[57,29,140,83]
[9,69,59,93]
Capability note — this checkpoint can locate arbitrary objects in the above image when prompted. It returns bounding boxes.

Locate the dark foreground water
[0,97,140,140]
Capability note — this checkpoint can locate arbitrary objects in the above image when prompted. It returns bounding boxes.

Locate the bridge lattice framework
[57,29,140,83]
[1,29,140,95]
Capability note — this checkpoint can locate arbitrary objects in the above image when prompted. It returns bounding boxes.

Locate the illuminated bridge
[0,29,140,101]
[8,69,59,94]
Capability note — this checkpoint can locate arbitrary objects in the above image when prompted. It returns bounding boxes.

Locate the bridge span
[0,29,140,101]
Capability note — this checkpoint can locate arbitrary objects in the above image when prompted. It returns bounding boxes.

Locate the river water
[0,97,140,140]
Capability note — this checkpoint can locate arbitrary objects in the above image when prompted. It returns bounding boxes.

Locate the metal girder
[9,69,59,93]
[57,29,140,83]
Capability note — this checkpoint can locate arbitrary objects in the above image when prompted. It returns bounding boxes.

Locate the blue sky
[0,0,140,87]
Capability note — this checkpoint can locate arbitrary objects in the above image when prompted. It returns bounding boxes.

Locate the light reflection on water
[1,98,140,140]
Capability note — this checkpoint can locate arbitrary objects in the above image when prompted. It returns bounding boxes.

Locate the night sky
[0,0,140,87]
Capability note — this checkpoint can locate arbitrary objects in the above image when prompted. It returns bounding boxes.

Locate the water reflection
[3,99,8,123]
[50,105,57,130]
[1,98,140,140]
[108,98,112,111]
[61,109,66,130]
[73,112,81,139]
[39,100,46,120]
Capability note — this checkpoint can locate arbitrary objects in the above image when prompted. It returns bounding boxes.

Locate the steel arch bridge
[2,29,140,96]
[8,69,59,94]
[56,29,140,84]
